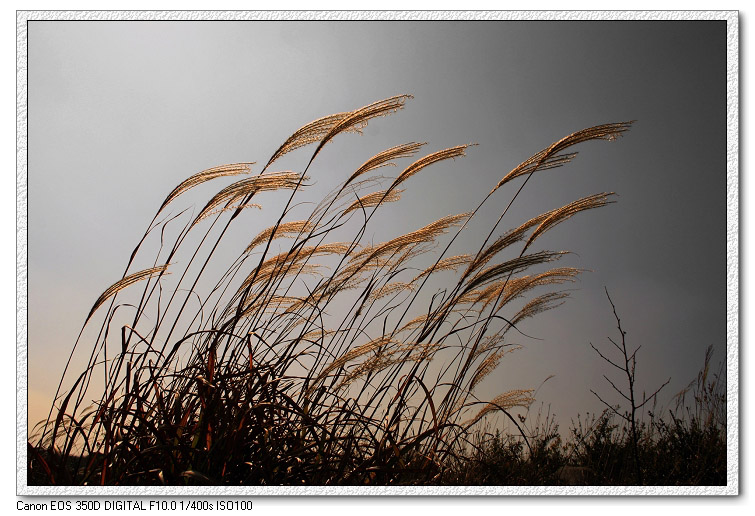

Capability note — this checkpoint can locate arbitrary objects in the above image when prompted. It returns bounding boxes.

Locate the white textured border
[17,9,739,497]
[17,8,29,498]
[10,9,745,21]
[725,9,740,497]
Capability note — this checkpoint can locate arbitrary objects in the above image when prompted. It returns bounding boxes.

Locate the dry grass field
[27,96,724,486]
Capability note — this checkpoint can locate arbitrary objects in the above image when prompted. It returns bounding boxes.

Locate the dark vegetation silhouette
[452,312,726,486]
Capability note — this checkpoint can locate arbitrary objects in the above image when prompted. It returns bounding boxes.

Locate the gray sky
[27,20,726,432]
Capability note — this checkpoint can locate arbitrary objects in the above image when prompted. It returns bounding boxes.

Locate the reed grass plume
[30,95,632,486]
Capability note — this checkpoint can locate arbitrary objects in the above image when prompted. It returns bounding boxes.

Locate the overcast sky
[26,20,726,433]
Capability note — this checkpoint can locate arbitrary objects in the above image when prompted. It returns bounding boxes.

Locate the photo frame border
[16,9,739,496]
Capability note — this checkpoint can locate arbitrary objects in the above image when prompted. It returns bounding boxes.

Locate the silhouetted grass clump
[452,346,726,486]
[29,96,642,486]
